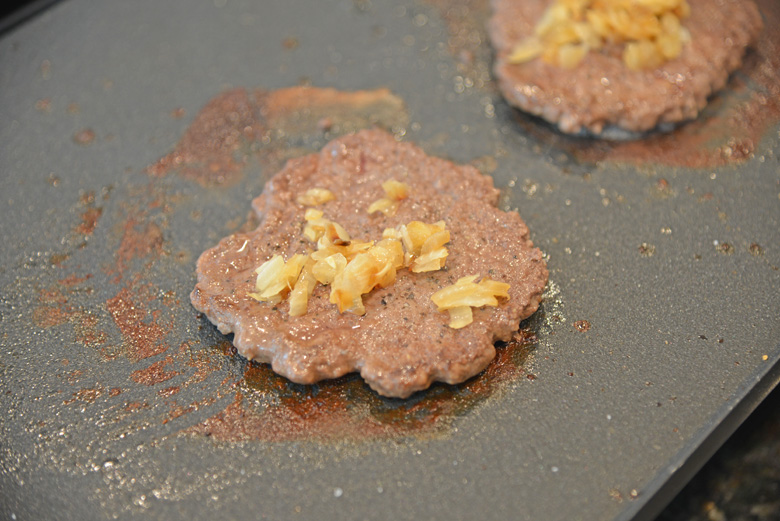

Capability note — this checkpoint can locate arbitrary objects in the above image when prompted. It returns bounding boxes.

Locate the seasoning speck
[638,243,655,257]
[717,242,734,255]
[73,128,96,145]
[333,487,343,498]
[35,98,51,112]
[573,320,591,332]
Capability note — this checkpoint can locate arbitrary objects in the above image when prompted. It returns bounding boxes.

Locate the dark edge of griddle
[0,0,60,35]
[618,348,780,521]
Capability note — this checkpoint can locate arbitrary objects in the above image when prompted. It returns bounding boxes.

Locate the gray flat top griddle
[1,1,778,520]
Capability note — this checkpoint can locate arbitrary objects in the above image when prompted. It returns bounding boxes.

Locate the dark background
[0,0,56,32]
[656,386,779,521]
[0,1,777,520]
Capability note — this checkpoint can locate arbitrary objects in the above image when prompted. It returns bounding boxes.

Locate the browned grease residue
[75,206,103,236]
[64,386,104,405]
[58,273,92,287]
[130,356,179,386]
[73,128,95,145]
[185,330,536,442]
[35,98,52,112]
[73,313,109,347]
[32,283,80,329]
[106,283,171,362]
[158,386,181,398]
[32,305,72,328]
[511,0,780,168]
[111,213,164,278]
[148,86,408,186]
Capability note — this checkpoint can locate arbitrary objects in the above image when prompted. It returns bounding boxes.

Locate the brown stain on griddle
[125,401,149,412]
[148,88,259,185]
[32,276,95,330]
[157,386,181,398]
[58,273,93,287]
[32,305,72,329]
[72,189,105,236]
[186,328,537,442]
[148,86,408,186]
[35,98,52,113]
[73,128,96,146]
[170,107,186,119]
[31,272,111,348]
[123,341,239,426]
[27,177,203,433]
[101,200,174,363]
[177,340,226,386]
[74,312,109,347]
[40,188,110,274]
[49,252,70,266]
[106,283,171,362]
[111,214,164,278]
[75,206,103,236]
[30,287,69,331]
[130,356,179,386]
[63,386,105,406]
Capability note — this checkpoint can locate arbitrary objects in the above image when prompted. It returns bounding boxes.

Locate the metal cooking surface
[1,1,778,520]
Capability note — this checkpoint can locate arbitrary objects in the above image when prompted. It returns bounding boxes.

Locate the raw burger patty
[488,0,763,136]
[191,129,548,398]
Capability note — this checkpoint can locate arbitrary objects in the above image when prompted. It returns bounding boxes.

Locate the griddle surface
[1,1,778,520]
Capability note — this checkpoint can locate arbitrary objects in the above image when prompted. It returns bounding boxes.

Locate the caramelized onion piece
[431,275,511,328]
[509,0,691,70]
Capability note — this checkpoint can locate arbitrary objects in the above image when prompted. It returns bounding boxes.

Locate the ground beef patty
[191,129,548,398]
[488,0,763,137]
